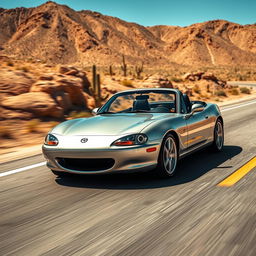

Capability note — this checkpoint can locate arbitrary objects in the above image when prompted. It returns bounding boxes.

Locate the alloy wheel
[163,137,177,175]
[216,121,223,150]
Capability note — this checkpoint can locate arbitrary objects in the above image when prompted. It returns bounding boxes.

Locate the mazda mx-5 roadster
[42,88,224,177]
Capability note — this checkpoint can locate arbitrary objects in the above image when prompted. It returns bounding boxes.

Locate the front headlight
[112,134,148,146]
[44,134,59,146]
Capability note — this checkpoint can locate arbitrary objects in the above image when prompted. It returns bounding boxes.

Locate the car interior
[132,95,176,113]
[130,94,207,114]
[106,93,207,114]
[183,94,207,113]
[183,94,192,112]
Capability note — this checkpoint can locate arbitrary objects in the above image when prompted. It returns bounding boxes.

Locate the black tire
[211,119,224,152]
[155,134,179,177]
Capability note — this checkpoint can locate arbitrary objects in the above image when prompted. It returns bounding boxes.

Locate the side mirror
[185,103,204,120]
[191,103,204,113]
[92,108,99,115]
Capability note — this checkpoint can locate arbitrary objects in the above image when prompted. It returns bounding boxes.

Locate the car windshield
[99,90,176,114]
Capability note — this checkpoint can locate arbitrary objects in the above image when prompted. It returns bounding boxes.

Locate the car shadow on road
[55,145,242,190]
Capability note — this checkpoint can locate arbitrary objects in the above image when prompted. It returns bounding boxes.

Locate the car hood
[51,113,177,136]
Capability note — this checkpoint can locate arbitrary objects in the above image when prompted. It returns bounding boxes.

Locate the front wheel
[211,119,224,152]
[156,134,178,177]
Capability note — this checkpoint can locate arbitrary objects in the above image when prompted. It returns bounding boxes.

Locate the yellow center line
[217,157,256,187]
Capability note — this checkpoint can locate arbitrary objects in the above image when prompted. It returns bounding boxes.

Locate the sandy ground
[0,121,55,163]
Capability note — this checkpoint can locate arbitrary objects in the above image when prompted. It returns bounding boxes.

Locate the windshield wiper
[98,111,115,114]
[130,110,149,113]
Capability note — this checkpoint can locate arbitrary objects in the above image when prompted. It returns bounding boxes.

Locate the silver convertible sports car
[42,88,224,177]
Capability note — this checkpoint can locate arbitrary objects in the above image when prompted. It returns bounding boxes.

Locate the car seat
[183,94,192,113]
[133,99,150,111]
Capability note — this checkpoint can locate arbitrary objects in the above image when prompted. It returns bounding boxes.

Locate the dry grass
[201,93,210,100]
[0,126,13,139]
[230,88,240,95]
[144,65,256,82]
[121,79,134,87]
[69,111,92,119]
[193,85,201,94]
[26,119,40,133]
[215,90,227,97]
[171,77,183,83]
[240,87,251,94]
[6,61,14,67]
[15,65,29,72]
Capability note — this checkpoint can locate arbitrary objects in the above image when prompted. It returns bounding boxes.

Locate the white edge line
[221,100,256,112]
[0,162,46,177]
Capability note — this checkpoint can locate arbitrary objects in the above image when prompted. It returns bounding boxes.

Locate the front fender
[141,115,187,152]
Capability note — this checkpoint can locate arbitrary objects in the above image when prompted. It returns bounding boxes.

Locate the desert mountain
[0,1,255,66]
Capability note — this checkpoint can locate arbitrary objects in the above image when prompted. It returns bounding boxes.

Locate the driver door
[181,94,210,149]
[186,110,209,149]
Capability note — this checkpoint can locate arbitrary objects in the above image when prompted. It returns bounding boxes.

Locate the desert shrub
[215,90,227,97]
[26,119,40,133]
[193,85,201,94]
[237,74,246,81]
[27,57,33,62]
[240,87,251,94]
[6,61,14,67]
[171,77,183,83]
[15,65,29,72]
[69,111,92,119]
[201,93,209,99]
[0,126,13,139]
[21,66,29,72]
[122,79,134,87]
[230,88,239,95]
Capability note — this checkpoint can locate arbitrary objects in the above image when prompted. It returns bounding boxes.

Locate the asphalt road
[1,100,256,256]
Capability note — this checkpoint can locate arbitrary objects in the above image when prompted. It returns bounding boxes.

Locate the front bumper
[42,144,160,174]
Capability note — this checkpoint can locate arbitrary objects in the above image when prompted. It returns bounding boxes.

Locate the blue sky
[0,0,255,27]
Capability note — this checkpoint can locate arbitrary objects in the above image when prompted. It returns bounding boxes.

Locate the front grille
[56,158,115,171]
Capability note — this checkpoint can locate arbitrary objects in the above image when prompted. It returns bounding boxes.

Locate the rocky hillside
[0,61,95,120]
[0,1,255,66]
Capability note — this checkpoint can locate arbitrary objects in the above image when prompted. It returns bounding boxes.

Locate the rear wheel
[156,134,178,177]
[211,119,224,152]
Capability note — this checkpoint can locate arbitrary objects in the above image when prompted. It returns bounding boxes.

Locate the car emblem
[80,138,88,143]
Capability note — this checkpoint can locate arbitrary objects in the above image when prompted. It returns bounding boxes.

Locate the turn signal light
[47,141,58,146]
[146,147,157,152]
[114,141,134,146]
[112,134,148,146]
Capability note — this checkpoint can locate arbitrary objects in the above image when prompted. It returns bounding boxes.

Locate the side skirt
[179,141,213,160]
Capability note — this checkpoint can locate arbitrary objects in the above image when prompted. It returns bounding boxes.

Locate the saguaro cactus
[121,55,127,77]
[90,65,108,107]
[109,65,113,76]
[96,74,101,100]
[92,64,97,92]
[135,62,144,79]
